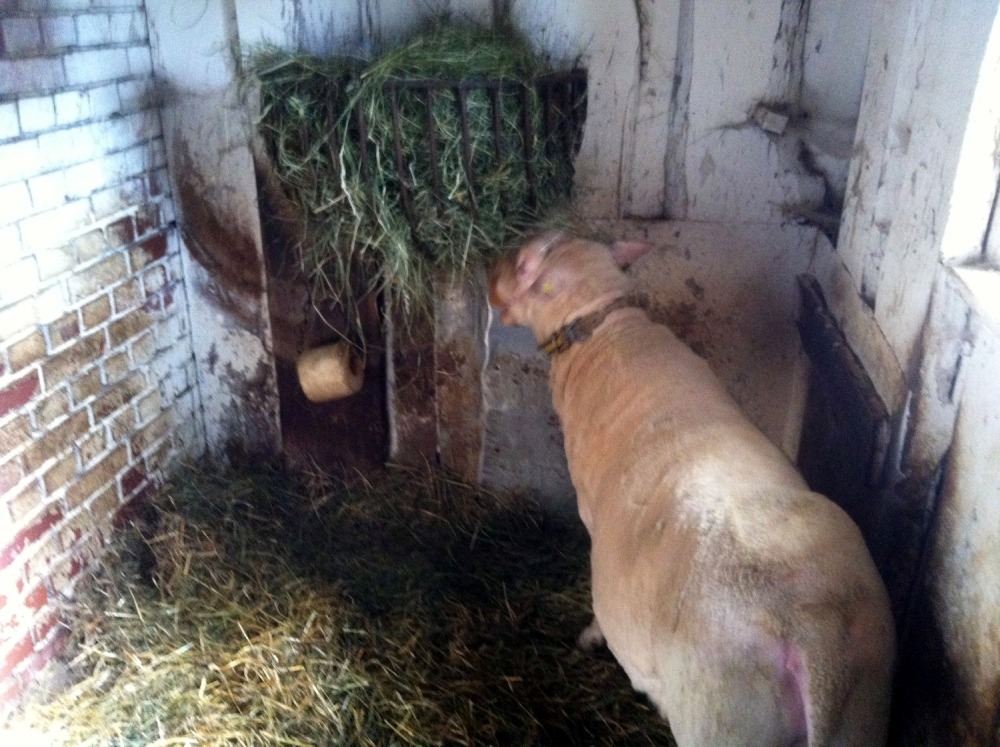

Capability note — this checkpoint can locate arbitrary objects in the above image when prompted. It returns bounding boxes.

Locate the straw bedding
[6,465,676,746]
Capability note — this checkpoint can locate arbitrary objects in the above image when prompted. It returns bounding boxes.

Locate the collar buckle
[540,320,588,356]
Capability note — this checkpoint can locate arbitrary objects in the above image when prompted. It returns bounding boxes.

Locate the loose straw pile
[7,464,675,746]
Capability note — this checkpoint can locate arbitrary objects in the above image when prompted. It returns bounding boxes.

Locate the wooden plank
[795,274,890,548]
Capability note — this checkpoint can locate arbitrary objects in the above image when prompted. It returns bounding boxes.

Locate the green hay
[6,465,676,746]
[251,23,580,330]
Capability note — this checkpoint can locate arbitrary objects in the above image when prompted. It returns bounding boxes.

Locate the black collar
[539,293,648,357]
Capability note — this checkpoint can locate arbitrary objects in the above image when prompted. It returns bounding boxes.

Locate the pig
[488,232,895,746]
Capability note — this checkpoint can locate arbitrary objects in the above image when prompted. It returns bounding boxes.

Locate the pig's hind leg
[576,616,606,651]
[655,637,809,747]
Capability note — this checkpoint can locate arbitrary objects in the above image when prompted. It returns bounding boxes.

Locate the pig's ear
[515,247,546,293]
[610,240,654,268]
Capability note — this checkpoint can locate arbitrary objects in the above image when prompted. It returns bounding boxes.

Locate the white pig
[488,232,895,746]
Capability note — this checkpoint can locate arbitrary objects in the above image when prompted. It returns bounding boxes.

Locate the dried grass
[6,464,675,746]
[250,22,581,332]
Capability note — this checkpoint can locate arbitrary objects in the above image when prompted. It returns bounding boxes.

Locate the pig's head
[488,232,653,344]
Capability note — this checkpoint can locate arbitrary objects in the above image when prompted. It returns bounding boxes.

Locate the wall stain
[647,299,715,358]
[174,138,264,332]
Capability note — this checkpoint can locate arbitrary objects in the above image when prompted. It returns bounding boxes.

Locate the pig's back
[551,312,805,511]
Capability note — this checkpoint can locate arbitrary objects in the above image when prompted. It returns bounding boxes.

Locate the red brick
[26,622,69,675]
[0,457,24,494]
[129,231,167,270]
[73,229,107,262]
[91,371,146,422]
[21,409,90,473]
[47,311,81,349]
[41,332,106,390]
[113,488,152,530]
[112,278,142,314]
[119,464,146,500]
[31,612,62,648]
[22,583,47,613]
[41,451,78,495]
[135,204,161,236]
[65,445,127,510]
[34,386,71,427]
[0,577,24,632]
[107,309,154,348]
[0,371,39,418]
[70,365,103,405]
[0,677,27,704]
[17,532,61,583]
[105,216,135,249]
[0,506,63,572]
[6,329,46,371]
[0,413,32,458]
[5,479,44,523]
[0,671,24,703]
[1,630,34,681]
[48,552,87,599]
[67,254,128,301]
[64,529,102,572]
[81,294,112,329]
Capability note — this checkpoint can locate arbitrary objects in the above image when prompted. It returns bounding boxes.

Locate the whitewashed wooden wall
[819,3,1000,742]
[233,0,868,224]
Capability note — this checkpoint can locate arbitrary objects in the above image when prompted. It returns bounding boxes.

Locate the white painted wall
[146,1,281,461]
[932,271,1000,742]
[232,0,851,225]
[800,0,874,205]
[835,0,1000,410]
[819,1,1000,741]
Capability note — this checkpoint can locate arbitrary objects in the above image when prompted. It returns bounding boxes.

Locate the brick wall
[0,0,202,702]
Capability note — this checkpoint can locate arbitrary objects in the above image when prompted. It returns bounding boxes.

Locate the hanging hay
[251,23,585,329]
[6,465,676,746]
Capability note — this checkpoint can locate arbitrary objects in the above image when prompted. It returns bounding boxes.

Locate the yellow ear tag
[542,281,554,295]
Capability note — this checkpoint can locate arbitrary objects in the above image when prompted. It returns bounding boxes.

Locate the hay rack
[351,68,588,243]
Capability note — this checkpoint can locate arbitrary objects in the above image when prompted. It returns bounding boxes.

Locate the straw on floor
[7,464,676,746]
